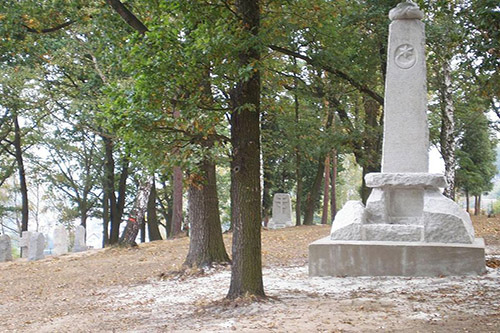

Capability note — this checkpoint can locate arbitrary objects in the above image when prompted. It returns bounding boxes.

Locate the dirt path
[1,218,499,332]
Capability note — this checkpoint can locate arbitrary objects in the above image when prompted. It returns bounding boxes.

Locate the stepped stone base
[309,237,486,277]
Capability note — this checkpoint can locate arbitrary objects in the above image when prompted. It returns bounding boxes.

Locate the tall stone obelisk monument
[383,2,428,173]
[309,1,485,277]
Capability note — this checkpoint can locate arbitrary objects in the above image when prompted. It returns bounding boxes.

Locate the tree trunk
[295,153,302,226]
[321,156,330,224]
[170,166,183,237]
[294,67,302,227]
[262,149,272,227]
[227,0,264,300]
[140,218,146,243]
[303,158,326,225]
[440,60,456,200]
[331,152,338,220]
[303,92,335,225]
[360,98,382,204]
[102,191,109,247]
[102,136,119,244]
[147,179,162,241]
[119,176,153,246]
[80,200,88,229]
[465,190,470,213]
[184,159,230,267]
[13,114,28,232]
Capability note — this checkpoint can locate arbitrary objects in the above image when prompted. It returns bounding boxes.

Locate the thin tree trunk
[170,104,184,238]
[303,158,326,225]
[331,151,338,220]
[13,114,28,232]
[184,158,230,267]
[171,166,183,237]
[103,136,120,245]
[147,179,162,241]
[227,0,264,300]
[360,98,382,204]
[119,176,153,246]
[102,191,109,247]
[321,156,330,224]
[465,190,470,213]
[440,60,456,200]
[303,99,334,225]
[474,195,479,216]
[140,218,146,243]
[295,154,302,226]
[294,64,302,227]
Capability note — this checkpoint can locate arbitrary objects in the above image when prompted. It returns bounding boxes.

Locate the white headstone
[19,231,32,258]
[73,225,86,252]
[28,232,45,261]
[53,225,69,256]
[268,193,293,229]
[0,235,12,262]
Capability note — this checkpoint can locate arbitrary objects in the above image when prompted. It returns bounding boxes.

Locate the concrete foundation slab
[309,237,486,277]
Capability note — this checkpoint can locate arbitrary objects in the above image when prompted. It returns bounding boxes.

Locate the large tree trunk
[147,179,163,241]
[321,156,330,224]
[184,159,230,267]
[440,60,456,200]
[227,0,264,300]
[13,114,28,233]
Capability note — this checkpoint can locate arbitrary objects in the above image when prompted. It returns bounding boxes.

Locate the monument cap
[389,1,424,21]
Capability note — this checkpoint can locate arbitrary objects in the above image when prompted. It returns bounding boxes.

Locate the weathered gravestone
[19,231,32,258]
[53,225,69,256]
[309,1,485,277]
[28,232,45,261]
[0,235,12,262]
[268,193,293,229]
[73,225,86,252]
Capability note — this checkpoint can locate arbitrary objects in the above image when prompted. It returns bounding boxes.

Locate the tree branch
[268,45,384,105]
[105,0,148,34]
[23,20,75,34]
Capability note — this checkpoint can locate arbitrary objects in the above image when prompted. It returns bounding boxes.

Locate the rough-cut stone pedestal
[309,238,486,276]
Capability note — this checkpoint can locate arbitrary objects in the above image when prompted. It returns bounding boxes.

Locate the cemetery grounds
[0,216,499,332]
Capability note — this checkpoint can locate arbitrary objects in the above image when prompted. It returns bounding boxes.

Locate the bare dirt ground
[1,216,499,333]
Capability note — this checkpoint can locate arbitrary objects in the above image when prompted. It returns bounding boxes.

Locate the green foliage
[456,111,497,196]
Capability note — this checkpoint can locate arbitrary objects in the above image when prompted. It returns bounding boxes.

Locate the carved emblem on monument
[395,44,416,69]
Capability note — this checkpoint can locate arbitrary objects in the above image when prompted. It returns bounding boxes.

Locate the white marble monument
[309,1,485,276]
[0,235,12,262]
[73,225,86,252]
[28,232,45,261]
[53,225,69,256]
[268,193,293,229]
